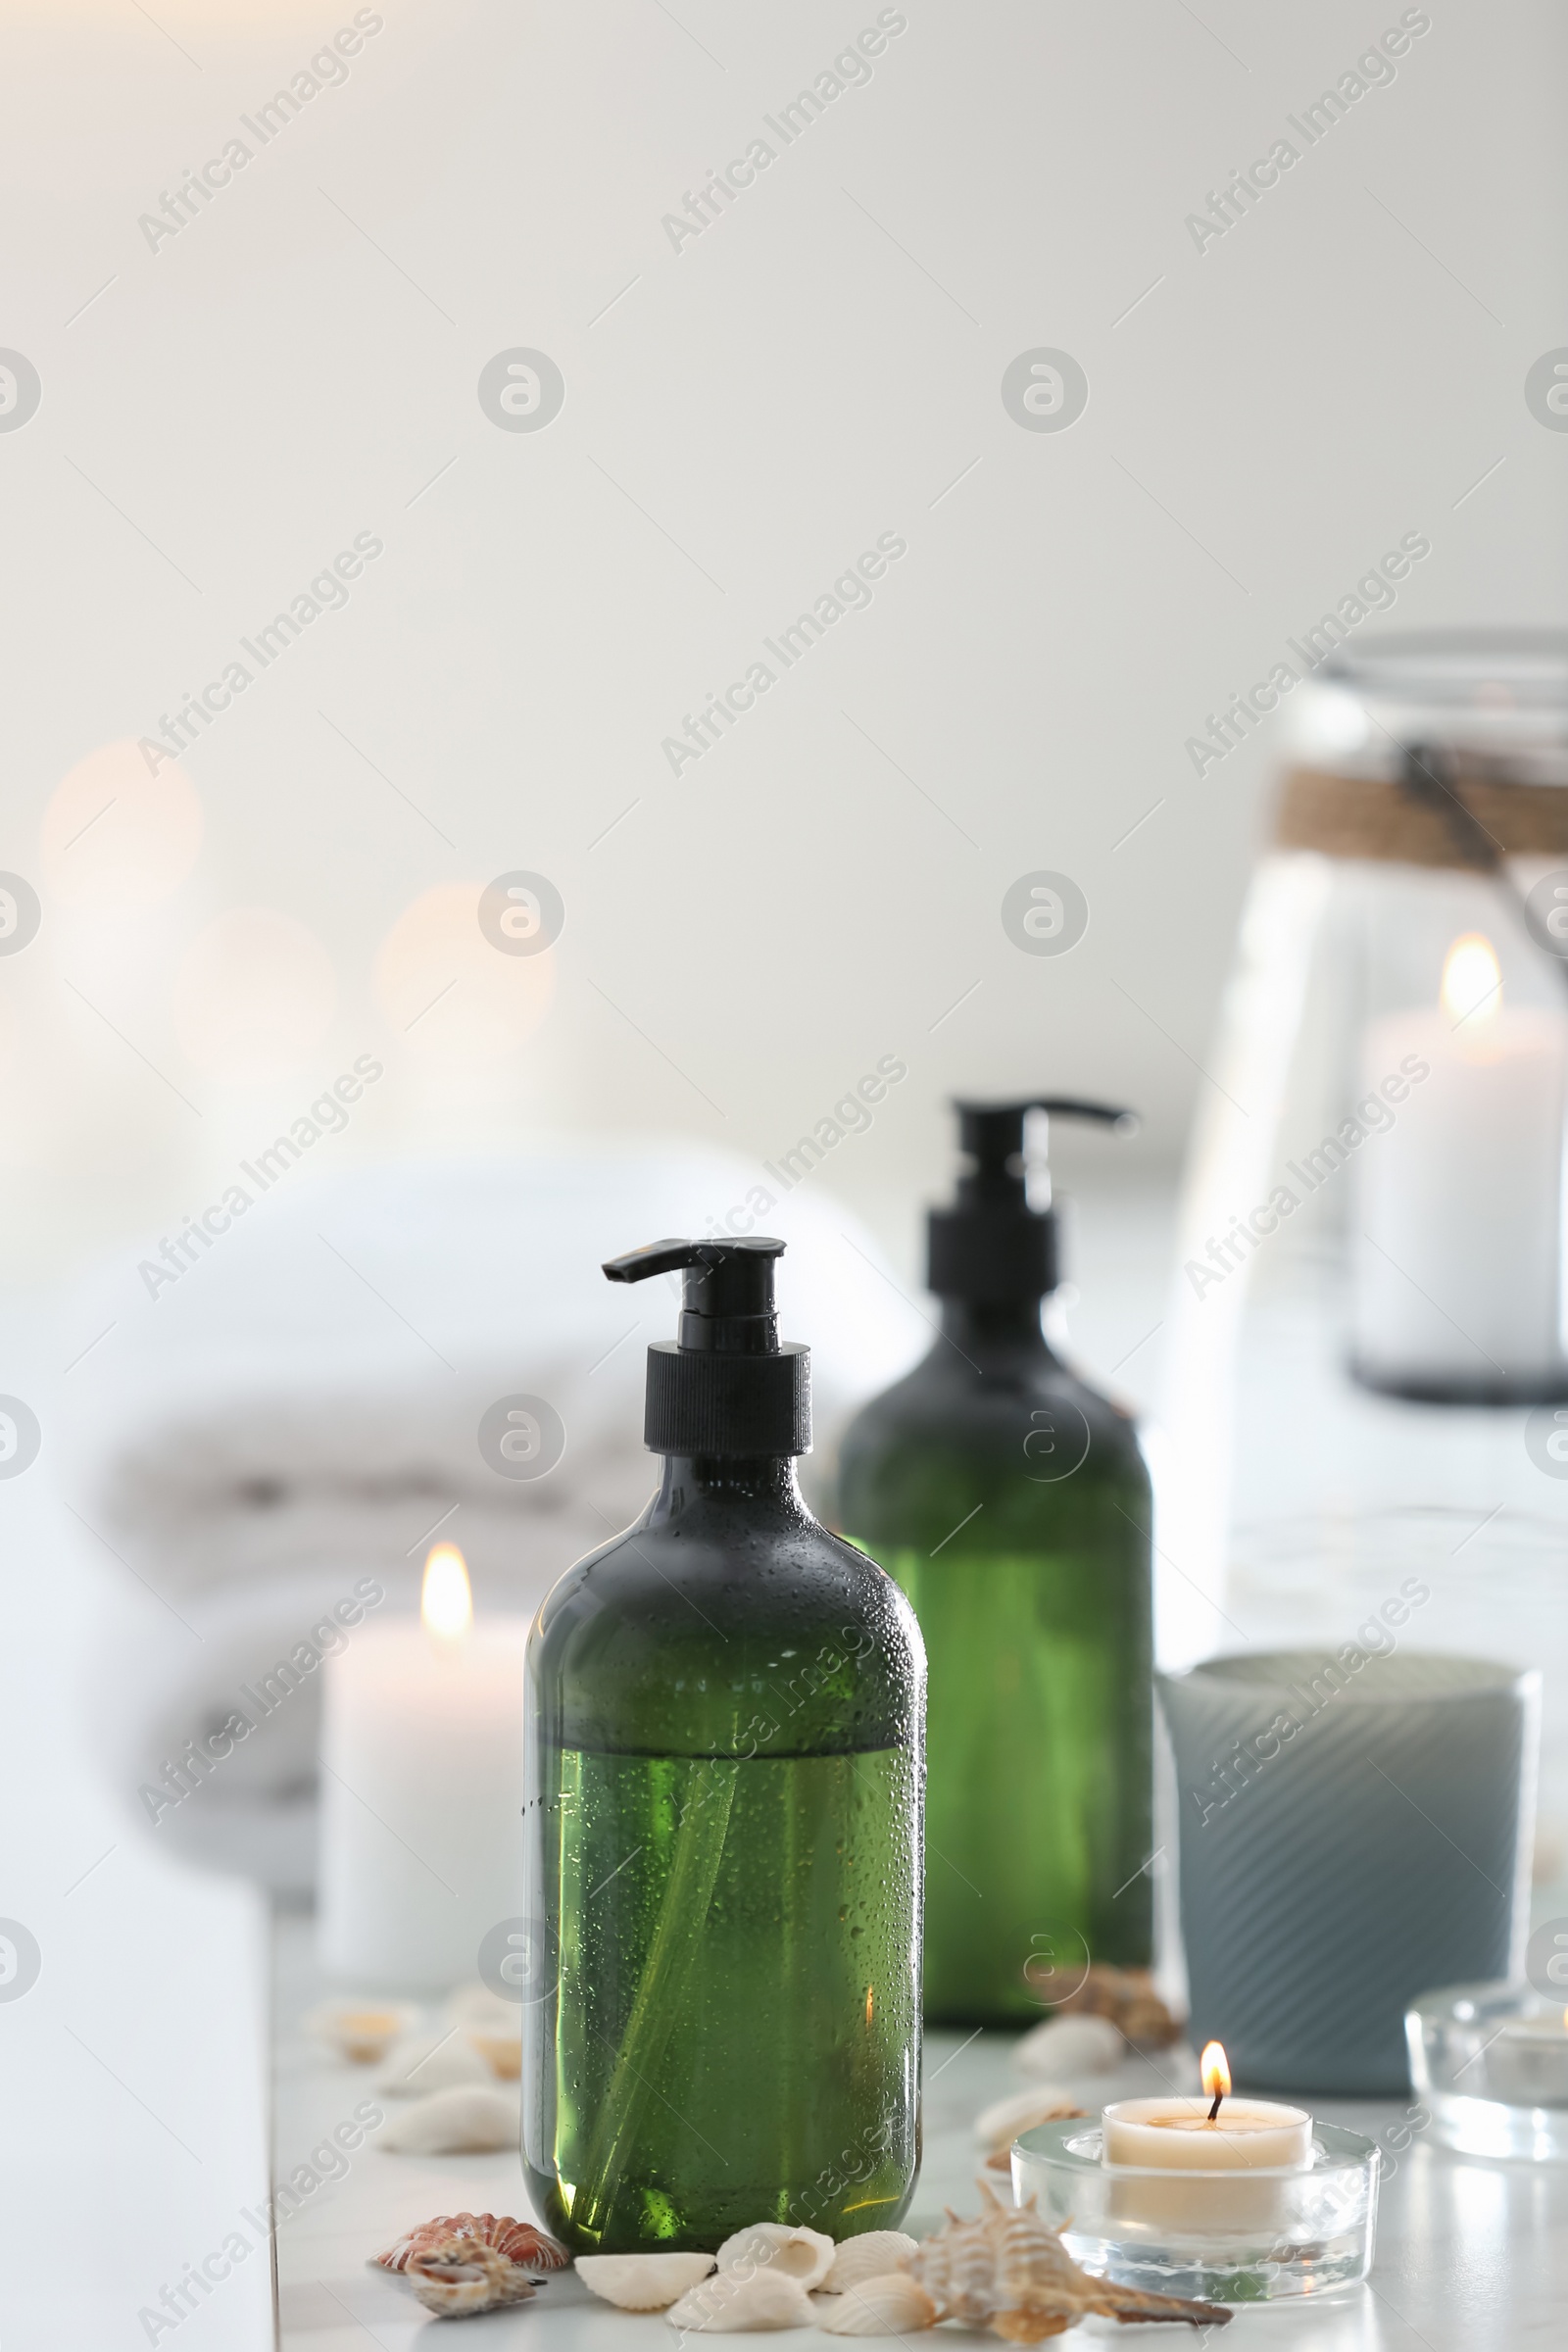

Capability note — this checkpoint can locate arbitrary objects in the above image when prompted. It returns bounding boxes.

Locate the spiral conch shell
[716,2224,835,2290]
[407,2235,538,2318]
[578,2253,717,2311]
[666,2271,815,2331]
[817,2275,938,2335]
[818,2233,920,2294]
[906,2181,1230,2340]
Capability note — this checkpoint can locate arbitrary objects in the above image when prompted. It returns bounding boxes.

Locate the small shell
[973,2086,1088,2155]
[446,1982,516,2026]
[1011,2013,1123,2081]
[408,2235,536,2319]
[716,2224,834,2290]
[305,1998,419,2066]
[818,2234,919,2294]
[377,2213,568,2274]
[1054,1964,1181,2050]
[817,2276,938,2335]
[465,2027,522,2081]
[667,2272,814,2332]
[377,2086,517,2155]
[578,2253,717,2310]
[378,2031,492,2097]
[906,2181,1231,2336]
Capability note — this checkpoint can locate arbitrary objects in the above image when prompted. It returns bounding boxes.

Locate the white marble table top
[270,1915,1567,2352]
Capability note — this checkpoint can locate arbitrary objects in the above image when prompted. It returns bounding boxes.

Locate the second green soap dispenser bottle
[838,1100,1153,2026]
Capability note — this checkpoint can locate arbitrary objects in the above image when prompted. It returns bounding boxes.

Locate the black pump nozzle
[604,1236,809,1455]
[604,1235,785,1354]
[955,1097,1137,1176]
[930,1097,1138,1303]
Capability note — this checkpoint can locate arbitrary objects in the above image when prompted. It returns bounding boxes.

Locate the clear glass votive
[1407,1981,1568,2159]
[1011,2119,1380,2303]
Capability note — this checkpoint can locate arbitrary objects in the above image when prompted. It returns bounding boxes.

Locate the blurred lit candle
[1354,932,1568,1392]
[1102,2043,1312,2229]
[318,1545,527,1990]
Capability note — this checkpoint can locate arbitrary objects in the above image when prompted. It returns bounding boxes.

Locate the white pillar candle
[318,1545,527,1991]
[1354,932,1568,1390]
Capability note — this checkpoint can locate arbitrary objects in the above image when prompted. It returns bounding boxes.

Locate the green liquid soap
[536,1741,918,2248]
[837,1100,1154,2027]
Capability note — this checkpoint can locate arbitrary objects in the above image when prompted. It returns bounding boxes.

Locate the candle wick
[1206,2090,1223,2123]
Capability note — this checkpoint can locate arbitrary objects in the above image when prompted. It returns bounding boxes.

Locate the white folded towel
[69,1140,926,1892]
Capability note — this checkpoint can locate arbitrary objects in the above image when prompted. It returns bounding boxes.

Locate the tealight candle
[1102,2044,1313,2230]
[318,1544,527,1991]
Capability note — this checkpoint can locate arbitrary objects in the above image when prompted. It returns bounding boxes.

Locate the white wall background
[1,0,1565,1286]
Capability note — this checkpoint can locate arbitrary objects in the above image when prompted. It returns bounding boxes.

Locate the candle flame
[421,1543,472,1643]
[1441,932,1501,1028]
[1200,2041,1231,2101]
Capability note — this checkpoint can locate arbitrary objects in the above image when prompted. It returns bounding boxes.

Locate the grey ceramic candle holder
[1157,1649,1539,2095]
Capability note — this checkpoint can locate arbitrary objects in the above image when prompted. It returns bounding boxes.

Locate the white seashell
[377,2085,518,2155]
[578,2254,717,2311]
[818,2234,919,2294]
[667,2272,814,2332]
[446,1982,517,2031]
[817,2275,937,2335]
[715,2224,834,2290]
[304,1997,420,2066]
[378,2030,492,2097]
[972,2085,1087,2154]
[466,2027,522,2081]
[1012,2012,1123,2080]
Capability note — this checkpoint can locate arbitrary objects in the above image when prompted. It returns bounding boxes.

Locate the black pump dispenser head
[927,1098,1136,1303]
[604,1237,810,1455]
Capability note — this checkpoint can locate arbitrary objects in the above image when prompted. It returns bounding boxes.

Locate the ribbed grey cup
[1157,1650,1539,2094]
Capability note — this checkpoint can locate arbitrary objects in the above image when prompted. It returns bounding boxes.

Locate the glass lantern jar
[1157,631,1568,1876]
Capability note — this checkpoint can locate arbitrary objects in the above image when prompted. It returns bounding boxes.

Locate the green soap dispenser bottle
[837,1101,1152,2027]
[523,1237,925,2253]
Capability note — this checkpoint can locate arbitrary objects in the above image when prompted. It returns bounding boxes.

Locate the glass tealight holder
[1408,1981,1568,2160]
[1011,2120,1380,2304]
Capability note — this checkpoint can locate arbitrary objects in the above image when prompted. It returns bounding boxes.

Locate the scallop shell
[817,2234,919,2294]
[817,2275,937,2335]
[666,2272,814,2332]
[578,2253,717,2311]
[408,2235,537,2319]
[376,2085,517,2155]
[1011,2012,1123,2081]
[378,2030,492,2097]
[377,2213,569,2274]
[716,2224,834,2290]
[304,1998,419,2066]
[906,2180,1230,2339]
[972,2086,1088,2155]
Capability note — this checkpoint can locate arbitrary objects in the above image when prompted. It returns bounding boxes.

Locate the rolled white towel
[71,1140,926,1891]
